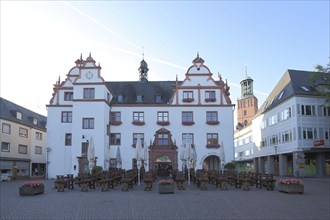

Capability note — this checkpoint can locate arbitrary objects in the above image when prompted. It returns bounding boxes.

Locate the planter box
[19,186,44,196]
[278,184,304,194]
[159,184,174,194]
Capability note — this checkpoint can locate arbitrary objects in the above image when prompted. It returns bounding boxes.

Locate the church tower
[236,67,258,129]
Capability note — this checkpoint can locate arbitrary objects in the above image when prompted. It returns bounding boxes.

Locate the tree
[315,59,330,73]
[312,58,330,107]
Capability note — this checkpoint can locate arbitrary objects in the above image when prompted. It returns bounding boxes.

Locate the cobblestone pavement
[0,177,329,220]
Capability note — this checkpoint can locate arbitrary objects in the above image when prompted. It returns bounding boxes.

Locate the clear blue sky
[1,1,329,120]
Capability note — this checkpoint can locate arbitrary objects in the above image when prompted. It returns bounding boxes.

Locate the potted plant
[158,178,174,194]
[19,181,44,196]
[278,178,304,194]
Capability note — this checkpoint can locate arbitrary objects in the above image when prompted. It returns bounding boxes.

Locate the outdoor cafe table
[176,176,185,190]
[214,176,228,190]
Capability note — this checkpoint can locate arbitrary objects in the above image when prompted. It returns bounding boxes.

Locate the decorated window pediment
[152,128,175,147]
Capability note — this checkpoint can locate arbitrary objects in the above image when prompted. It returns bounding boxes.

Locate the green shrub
[224,162,235,170]
[92,166,103,174]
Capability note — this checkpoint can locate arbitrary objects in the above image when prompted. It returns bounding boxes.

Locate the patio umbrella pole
[188,160,191,186]
[138,166,141,186]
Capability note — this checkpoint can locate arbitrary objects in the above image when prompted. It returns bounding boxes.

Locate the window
[158,134,169,145]
[323,106,330,116]
[107,92,110,103]
[117,95,123,102]
[207,134,218,144]
[183,91,194,102]
[110,112,122,125]
[2,123,11,134]
[83,88,95,99]
[136,95,143,102]
[282,130,292,142]
[110,133,121,145]
[301,105,315,116]
[81,142,88,157]
[36,132,42,140]
[16,111,22,120]
[278,91,284,100]
[182,133,194,144]
[281,107,292,121]
[205,91,216,99]
[244,137,250,144]
[270,134,279,145]
[183,91,193,99]
[83,118,94,129]
[19,127,28,138]
[206,111,219,125]
[182,111,194,125]
[133,112,144,122]
[206,133,219,148]
[157,111,169,125]
[156,94,162,102]
[260,138,267,147]
[269,114,278,126]
[65,133,72,146]
[260,120,266,129]
[300,86,310,91]
[61,111,72,123]
[133,133,144,147]
[1,142,10,152]
[238,139,243,146]
[325,128,330,140]
[64,92,73,101]
[33,118,38,125]
[303,128,317,139]
[205,91,216,102]
[18,144,27,154]
[35,146,42,154]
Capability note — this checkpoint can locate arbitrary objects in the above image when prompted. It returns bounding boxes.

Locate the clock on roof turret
[85,71,94,79]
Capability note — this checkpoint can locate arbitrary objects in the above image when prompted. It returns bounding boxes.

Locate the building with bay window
[46,53,235,179]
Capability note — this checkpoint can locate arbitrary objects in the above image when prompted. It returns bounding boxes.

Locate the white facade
[47,54,235,179]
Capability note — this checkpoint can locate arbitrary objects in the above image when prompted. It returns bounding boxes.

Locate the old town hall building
[46,54,234,179]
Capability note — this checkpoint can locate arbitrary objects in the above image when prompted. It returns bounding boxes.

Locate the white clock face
[85,71,93,79]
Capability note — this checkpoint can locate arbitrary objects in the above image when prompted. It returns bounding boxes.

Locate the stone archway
[148,128,178,175]
[203,155,220,171]
[154,155,172,177]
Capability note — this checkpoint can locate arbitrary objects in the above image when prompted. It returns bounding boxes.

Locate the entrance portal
[155,155,172,177]
[203,155,220,171]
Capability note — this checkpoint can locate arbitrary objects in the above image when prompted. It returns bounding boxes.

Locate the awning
[303,147,330,153]
[0,160,13,169]
[16,161,30,169]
